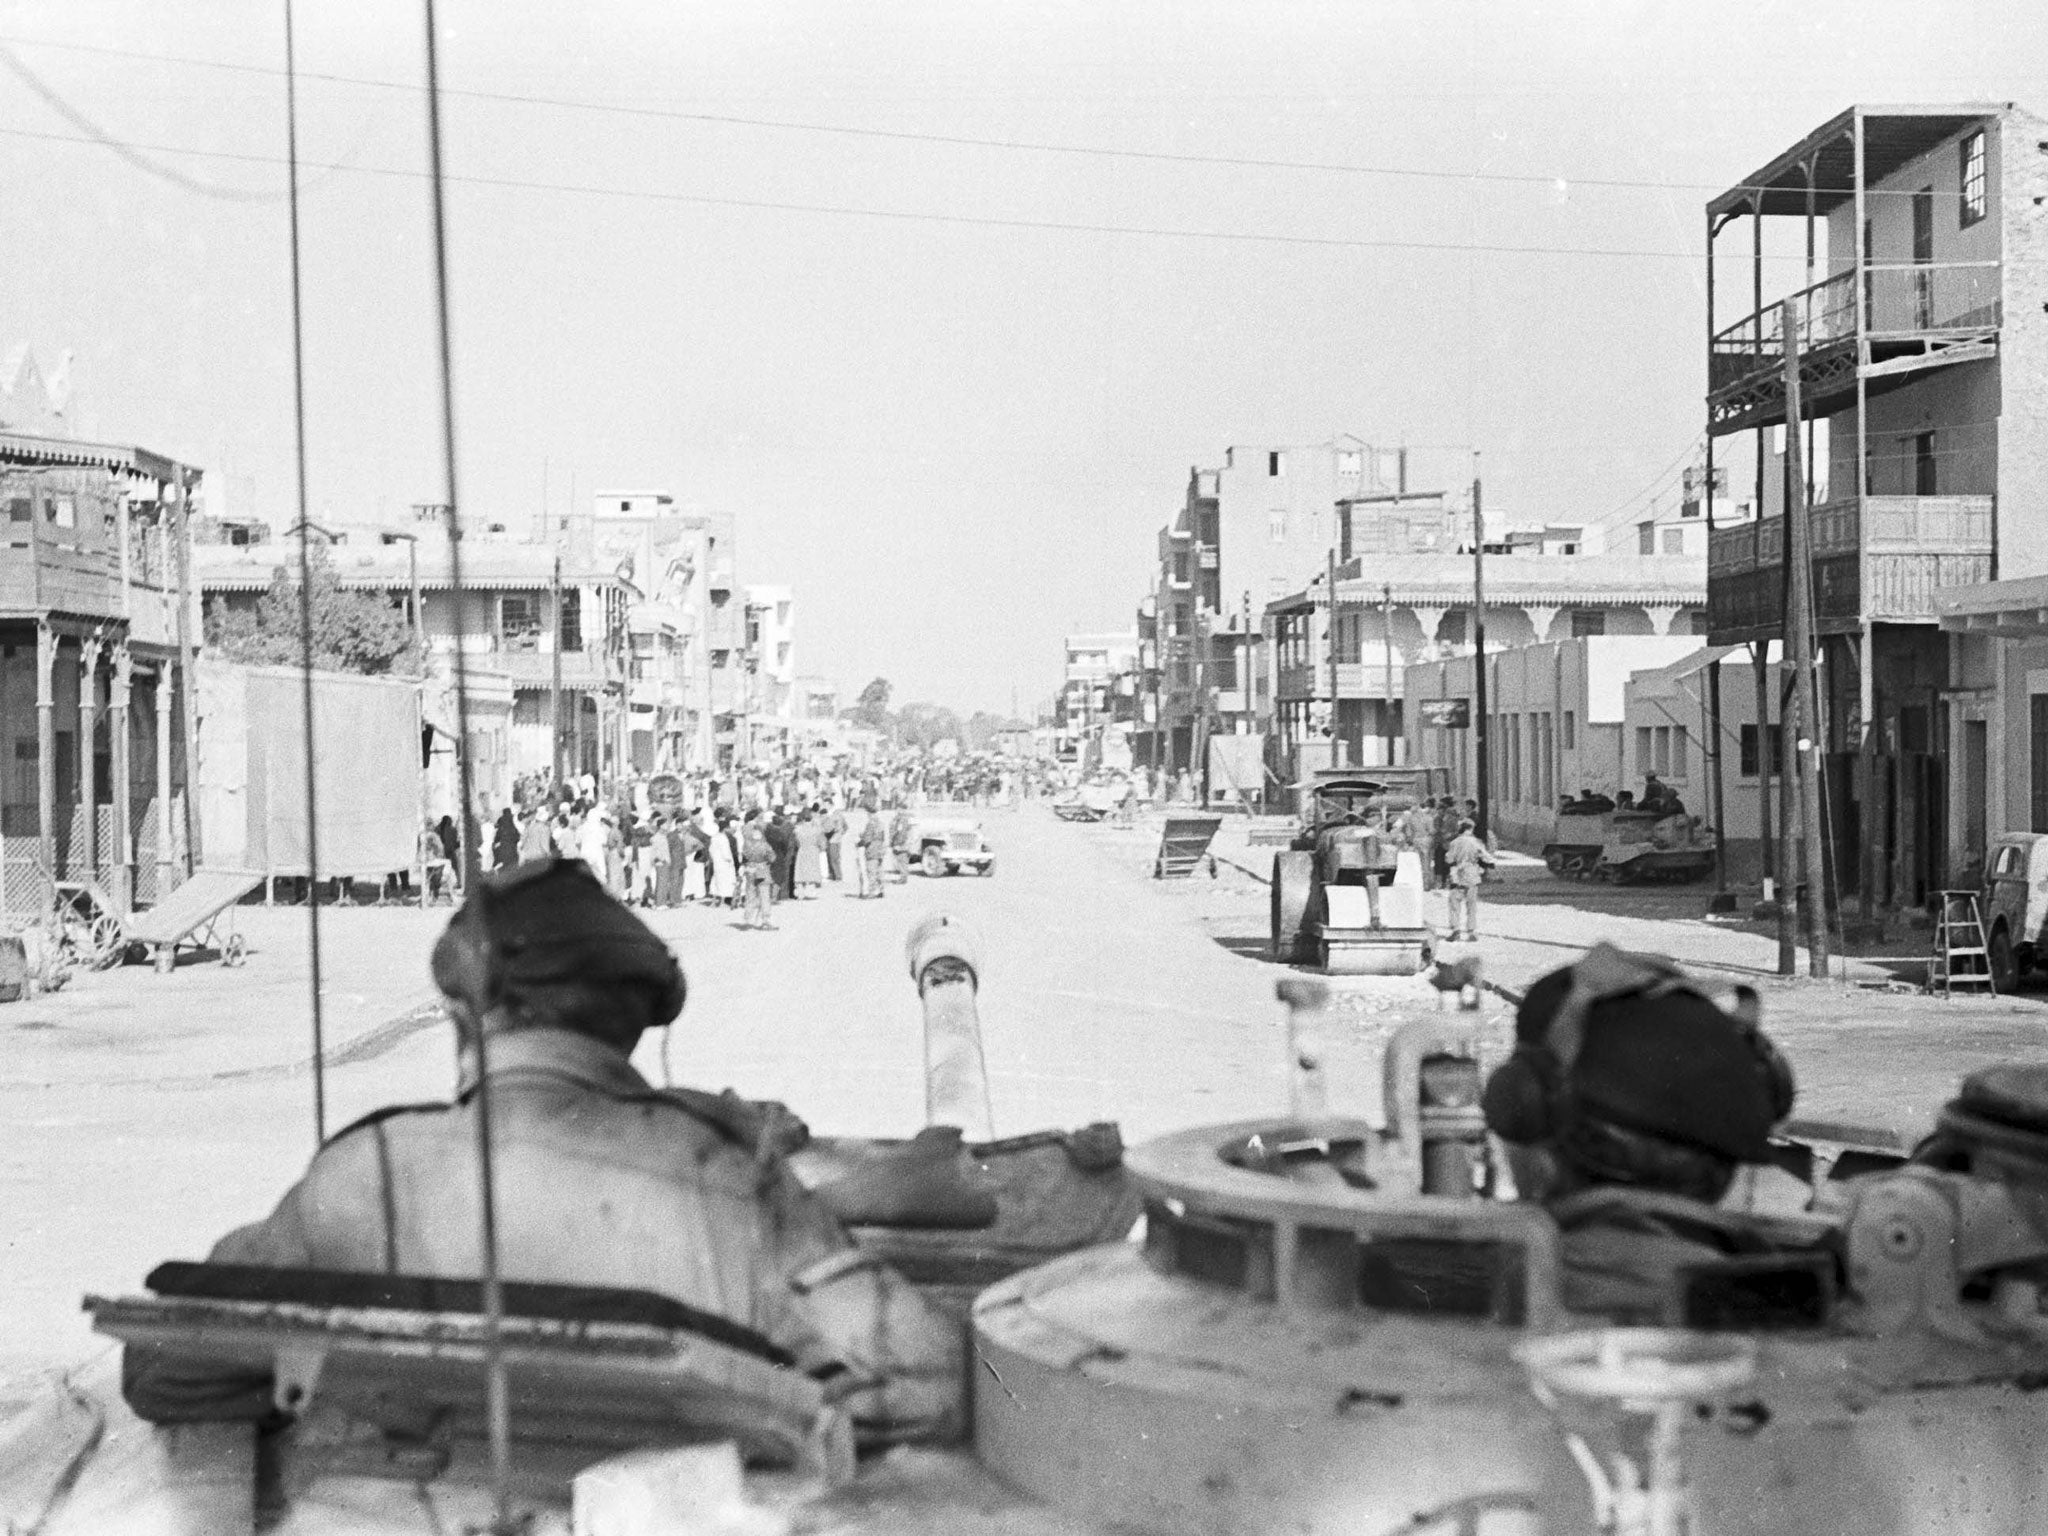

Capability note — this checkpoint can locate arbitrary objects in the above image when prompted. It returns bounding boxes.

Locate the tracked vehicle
[25,932,2048,1534]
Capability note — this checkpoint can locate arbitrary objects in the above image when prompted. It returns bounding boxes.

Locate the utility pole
[1325,547,1340,769]
[1381,581,1396,767]
[1472,466,1491,842]
[549,554,564,792]
[1783,295,1832,977]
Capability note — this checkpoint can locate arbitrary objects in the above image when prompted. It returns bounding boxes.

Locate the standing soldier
[1444,817,1495,942]
[857,806,888,898]
[1403,796,1440,891]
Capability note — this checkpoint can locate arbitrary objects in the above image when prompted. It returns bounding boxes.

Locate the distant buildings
[1096,433,1706,807]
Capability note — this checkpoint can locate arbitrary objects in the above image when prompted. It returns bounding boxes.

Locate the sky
[3,0,2045,713]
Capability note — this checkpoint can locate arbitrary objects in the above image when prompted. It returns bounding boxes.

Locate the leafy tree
[204,549,417,675]
[894,701,965,751]
[848,676,893,731]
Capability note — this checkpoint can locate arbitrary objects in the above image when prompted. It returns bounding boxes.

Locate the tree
[894,702,964,751]
[204,549,417,675]
[849,676,893,731]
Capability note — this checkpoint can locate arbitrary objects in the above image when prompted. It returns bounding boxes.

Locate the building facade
[1704,103,2048,905]
[1403,636,1706,850]
[1272,549,1707,793]
[1,424,201,915]
[196,523,636,789]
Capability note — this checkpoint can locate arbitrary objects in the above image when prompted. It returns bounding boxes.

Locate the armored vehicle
[1543,803,1716,883]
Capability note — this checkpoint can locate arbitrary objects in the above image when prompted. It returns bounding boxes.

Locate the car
[1981,831,2048,990]
[911,808,996,877]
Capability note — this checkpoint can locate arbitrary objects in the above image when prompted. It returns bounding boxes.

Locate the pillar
[78,632,103,886]
[155,661,176,899]
[111,645,133,913]
[1522,606,1561,645]
[1650,606,1684,636]
[35,623,56,880]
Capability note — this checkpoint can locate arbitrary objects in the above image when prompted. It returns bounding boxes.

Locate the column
[110,645,133,913]
[35,624,56,880]
[78,632,103,885]
[1649,606,1683,636]
[1522,606,1562,645]
[155,661,176,899]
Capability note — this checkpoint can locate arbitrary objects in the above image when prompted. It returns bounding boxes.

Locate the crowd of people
[408,752,1036,925]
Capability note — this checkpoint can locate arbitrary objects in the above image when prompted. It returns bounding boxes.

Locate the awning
[1935,573,2048,639]
[1,428,195,483]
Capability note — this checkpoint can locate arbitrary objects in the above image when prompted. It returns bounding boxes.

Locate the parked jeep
[912,808,996,877]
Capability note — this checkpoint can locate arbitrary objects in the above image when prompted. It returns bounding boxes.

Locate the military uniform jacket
[122,1028,963,1441]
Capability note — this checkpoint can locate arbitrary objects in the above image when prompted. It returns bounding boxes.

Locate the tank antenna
[281,0,328,1146]
[419,1,517,1527]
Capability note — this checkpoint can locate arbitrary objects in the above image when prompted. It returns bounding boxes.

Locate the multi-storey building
[1057,630,1139,765]
[1704,103,2048,904]
[1,419,202,914]
[1152,440,1409,777]
[196,517,636,788]
[739,584,796,761]
[581,490,724,773]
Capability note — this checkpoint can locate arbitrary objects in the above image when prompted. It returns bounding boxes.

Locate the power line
[0,122,1793,262]
[0,31,2013,202]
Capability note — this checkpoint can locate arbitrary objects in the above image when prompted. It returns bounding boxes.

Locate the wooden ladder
[1931,890,1997,998]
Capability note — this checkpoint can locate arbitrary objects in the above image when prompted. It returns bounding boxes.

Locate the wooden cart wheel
[88,914,125,970]
[223,933,249,968]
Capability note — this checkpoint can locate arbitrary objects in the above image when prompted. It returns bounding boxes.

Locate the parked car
[912,809,996,877]
[1981,831,2048,990]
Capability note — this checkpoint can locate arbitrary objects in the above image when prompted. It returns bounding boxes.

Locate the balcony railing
[1710,261,2000,397]
[1709,494,1993,577]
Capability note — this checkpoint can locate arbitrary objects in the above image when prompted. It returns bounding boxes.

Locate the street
[7,803,2047,1389]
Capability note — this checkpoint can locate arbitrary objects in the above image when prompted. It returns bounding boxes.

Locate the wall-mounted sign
[1418,698,1471,729]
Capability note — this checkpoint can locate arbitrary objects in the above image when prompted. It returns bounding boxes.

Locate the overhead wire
[0,123,1773,263]
[0,45,350,202]
[281,0,329,1145]
[0,30,2018,203]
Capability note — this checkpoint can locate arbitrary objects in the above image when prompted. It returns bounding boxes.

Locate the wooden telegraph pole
[1472,467,1491,842]
[1782,294,1832,977]
[1381,582,1397,767]
[1325,547,1341,769]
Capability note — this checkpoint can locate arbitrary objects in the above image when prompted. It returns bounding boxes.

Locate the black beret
[431,857,686,1028]
[1516,957,1778,1162]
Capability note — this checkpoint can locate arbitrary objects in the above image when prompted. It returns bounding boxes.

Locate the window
[1268,451,1285,477]
[558,589,583,652]
[1636,726,1653,777]
[620,499,632,512]
[1638,522,1656,555]
[1440,612,1466,646]
[1662,527,1686,554]
[1269,508,1287,543]
[1738,723,1784,778]
[1960,130,1987,227]
[1915,432,1938,496]
[5,497,29,522]
[1563,710,1575,750]
[1571,610,1605,638]
[50,497,75,529]
[1671,729,1688,780]
[1654,727,1672,775]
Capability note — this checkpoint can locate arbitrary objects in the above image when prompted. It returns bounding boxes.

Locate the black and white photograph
[5,1,2048,1530]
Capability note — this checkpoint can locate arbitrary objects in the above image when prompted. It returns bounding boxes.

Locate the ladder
[1931,890,1997,998]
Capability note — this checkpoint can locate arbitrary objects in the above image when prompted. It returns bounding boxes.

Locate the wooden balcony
[1709,262,2000,435]
[1707,493,1994,637]
[1276,659,1404,701]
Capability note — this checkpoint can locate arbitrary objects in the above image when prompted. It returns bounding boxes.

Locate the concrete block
[572,1442,789,1536]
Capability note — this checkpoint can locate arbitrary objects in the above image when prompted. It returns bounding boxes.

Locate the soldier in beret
[1480,943,1801,1319]
[122,858,964,1444]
